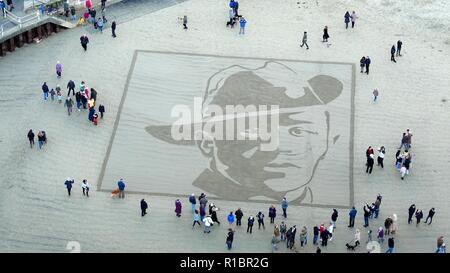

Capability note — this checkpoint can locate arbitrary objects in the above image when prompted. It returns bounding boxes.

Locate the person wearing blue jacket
[239,17,246,35]
[281,197,288,218]
[344,11,350,29]
[348,206,357,227]
[227,212,235,225]
[64,177,74,196]
[189,193,196,213]
[118,178,126,198]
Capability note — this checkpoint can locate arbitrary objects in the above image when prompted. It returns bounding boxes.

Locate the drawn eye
[289,127,303,137]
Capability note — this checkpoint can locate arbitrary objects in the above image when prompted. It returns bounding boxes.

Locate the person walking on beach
[374,194,382,218]
[344,11,350,29]
[384,216,393,235]
[280,221,287,241]
[373,89,379,102]
[233,0,239,17]
[377,227,385,244]
[436,236,445,253]
[376,146,385,167]
[42,82,49,100]
[37,131,46,149]
[348,206,357,227]
[391,45,397,63]
[353,228,361,247]
[415,209,423,226]
[189,193,196,213]
[365,56,371,75]
[360,56,366,73]
[199,204,206,222]
[366,146,374,159]
[351,11,358,28]
[226,229,234,250]
[49,88,55,101]
[67,80,75,96]
[396,40,403,56]
[408,204,416,224]
[97,17,104,33]
[367,229,373,243]
[386,237,394,253]
[239,17,246,34]
[363,204,370,227]
[227,211,235,226]
[117,178,125,198]
[281,197,288,218]
[203,215,213,233]
[81,179,89,197]
[235,208,243,226]
[322,26,329,42]
[299,226,308,247]
[312,225,319,245]
[175,199,182,217]
[300,31,309,49]
[99,104,105,118]
[320,227,329,247]
[268,205,276,224]
[182,15,188,30]
[75,91,82,111]
[331,209,338,230]
[140,199,148,217]
[27,129,35,148]
[366,154,374,174]
[247,215,255,233]
[64,177,74,196]
[211,205,221,225]
[64,97,73,116]
[111,21,117,37]
[80,34,89,51]
[56,61,62,78]
[425,208,436,225]
[192,210,201,227]
[257,211,265,230]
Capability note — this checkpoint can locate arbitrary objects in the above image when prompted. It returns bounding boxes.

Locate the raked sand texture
[1,0,450,252]
[99,51,354,208]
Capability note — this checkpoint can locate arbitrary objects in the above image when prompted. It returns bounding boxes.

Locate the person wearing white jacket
[203,215,214,233]
[351,11,358,28]
[354,229,361,246]
[82,179,90,197]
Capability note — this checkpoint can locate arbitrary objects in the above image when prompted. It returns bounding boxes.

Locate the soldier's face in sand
[200,109,329,199]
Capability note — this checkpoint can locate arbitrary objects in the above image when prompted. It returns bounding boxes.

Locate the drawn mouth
[265,163,302,169]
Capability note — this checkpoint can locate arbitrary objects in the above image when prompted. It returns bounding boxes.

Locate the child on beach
[50,88,56,101]
[57,89,62,103]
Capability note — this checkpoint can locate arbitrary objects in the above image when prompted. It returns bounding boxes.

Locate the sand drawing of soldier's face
[146,61,342,204]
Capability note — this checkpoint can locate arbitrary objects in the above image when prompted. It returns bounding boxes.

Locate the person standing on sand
[81,179,89,197]
[322,26,329,42]
[193,210,201,227]
[268,205,276,224]
[117,178,125,198]
[211,206,221,225]
[80,34,89,51]
[377,146,385,167]
[183,15,188,30]
[344,11,350,29]
[365,56,371,75]
[391,45,397,63]
[415,209,423,226]
[397,40,403,56]
[235,208,243,226]
[257,211,265,230]
[348,206,357,227]
[27,129,35,148]
[366,154,374,174]
[140,199,148,217]
[99,104,105,118]
[408,204,416,224]
[175,199,182,217]
[281,197,288,218]
[331,209,338,230]
[203,215,213,233]
[360,56,366,73]
[247,215,255,233]
[280,221,287,241]
[64,177,74,196]
[64,96,73,116]
[226,228,234,250]
[227,211,235,226]
[351,11,358,28]
[56,61,62,78]
[373,89,379,102]
[67,80,75,96]
[42,82,49,100]
[199,203,206,222]
[37,131,46,149]
[111,21,117,37]
[189,193,196,213]
[239,17,246,35]
[97,17,104,33]
[425,208,436,225]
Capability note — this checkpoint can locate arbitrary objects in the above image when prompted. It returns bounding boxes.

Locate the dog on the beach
[346,243,356,251]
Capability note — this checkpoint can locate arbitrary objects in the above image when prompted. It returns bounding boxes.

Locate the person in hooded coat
[235,208,243,226]
[408,204,416,224]
[27,129,35,148]
[140,199,148,217]
[175,199,182,217]
[226,229,234,250]
[268,205,276,223]
[64,177,74,196]
[344,11,350,29]
[56,61,62,77]
[227,212,235,225]
[211,206,220,225]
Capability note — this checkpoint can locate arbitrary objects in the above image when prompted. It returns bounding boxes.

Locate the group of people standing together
[226,0,246,35]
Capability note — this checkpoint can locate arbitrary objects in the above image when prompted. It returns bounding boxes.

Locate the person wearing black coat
[425,208,436,225]
[268,206,276,224]
[365,56,371,75]
[98,104,105,118]
[396,40,402,56]
[408,204,416,224]
[226,229,234,250]
[233,1,239,17]
[27,129,35,148]
[257,212,265,229]
[320,229,329,246]
[344,11,350,29]
[386,237,394,253]
[235,208,243,226]
[415,209,423,226]
[42,82,49,100]
[366,154,374,174]
[331,209,338,229]
[360,56,366,73]
[80,35,89,51]
[247,216,255,233]
[140,199,148,217]
[90,88,97,101]
[67,80,75,96]
[391,45,397,63]
[211,208,220,225]
[322,26,329,42]
[111,21,117,38]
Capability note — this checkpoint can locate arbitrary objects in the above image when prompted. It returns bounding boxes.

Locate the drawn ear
[197,133,215,158]
[333,134,340,144]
